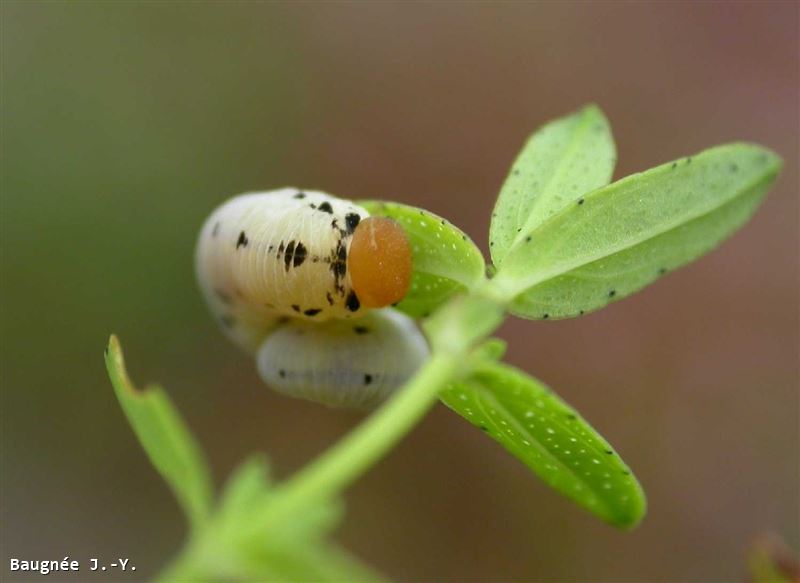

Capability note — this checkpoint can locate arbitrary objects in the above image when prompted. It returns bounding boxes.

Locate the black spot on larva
[542,313,549,319]
[326,292,334,305]
[317,201,333,214]
[284,240,296,271]
[479,425,489,432]
[345,213,361,233]
[671,162,677,170]
[577,198,585,205]
[605,449,614,455]
[277,241,285,254]
[220,315,235,328]
[353,326,369,335]
[304,308,322,316]
[516,228,522,233]
[291,304,300,313]
[277,316,290,324]
[345,291,360,312]
[525,236,532,243]
[236,231,248,249]
[391,301,399,307]
[364,374,373,385]
[278,369,286,378]
[309,203,317,209]
[422,311,431,318]
[461,235,467,241]
[512,169,520,176]
[490,241,494,247]
[659,267,667,275]
[268,244,274,252]
[565,413,576,421]
[686,156,692,164]
[579,310,585,315]
[212,222,220,237]
[215,289,232,304]
[608,290,616,297]
[293,242,307,267]
[337,244,347,262]
[621,470,630,475]
[418,210,425,216]
[729,163,739,173]
[293,191,306,199]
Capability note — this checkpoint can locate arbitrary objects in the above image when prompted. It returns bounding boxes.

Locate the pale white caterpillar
[196,188,429,408]
[257,309,429,408]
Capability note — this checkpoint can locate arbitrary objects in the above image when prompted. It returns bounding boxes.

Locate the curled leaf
[360,200,485,318]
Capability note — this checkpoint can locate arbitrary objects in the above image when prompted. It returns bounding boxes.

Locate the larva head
[348,217,412,309]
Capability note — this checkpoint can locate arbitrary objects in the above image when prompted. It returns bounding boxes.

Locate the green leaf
[105,335,212,531]
[441,361,646,528]
[231,541,388,583]
[491,143,782,319]
[422,294,505,355]
[490,104,616,266]
[360,200,485,318]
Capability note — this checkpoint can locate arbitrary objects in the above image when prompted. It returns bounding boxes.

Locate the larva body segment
[256,308,430,408]
[195,189,370,352]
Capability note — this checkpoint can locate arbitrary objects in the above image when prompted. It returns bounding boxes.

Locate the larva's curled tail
[256,308,430,409]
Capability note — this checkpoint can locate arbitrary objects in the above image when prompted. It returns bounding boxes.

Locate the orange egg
[348,217,412,308]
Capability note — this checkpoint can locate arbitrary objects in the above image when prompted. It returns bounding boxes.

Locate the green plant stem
[266,352,459,522]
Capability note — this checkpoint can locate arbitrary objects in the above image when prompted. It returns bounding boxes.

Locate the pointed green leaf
[105,335,212,531]
[441,361,646,528]
[490,104,616,266]
[360,200,485,318]
[491,143,782,319]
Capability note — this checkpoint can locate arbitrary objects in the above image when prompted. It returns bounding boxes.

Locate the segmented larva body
[196,189,427,408]
[257,309,429,409]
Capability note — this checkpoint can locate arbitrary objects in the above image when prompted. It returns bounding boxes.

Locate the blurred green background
[2,2,798,581]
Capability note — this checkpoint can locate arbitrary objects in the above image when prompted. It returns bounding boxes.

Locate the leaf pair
[487,105,781,319]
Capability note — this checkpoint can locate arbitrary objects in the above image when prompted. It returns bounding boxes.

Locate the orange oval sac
[348,217,412,309]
